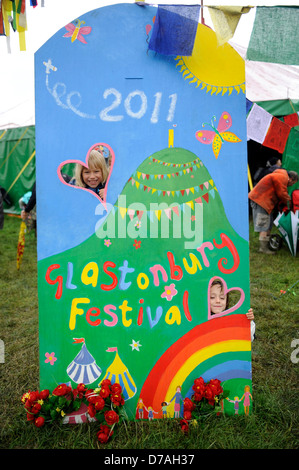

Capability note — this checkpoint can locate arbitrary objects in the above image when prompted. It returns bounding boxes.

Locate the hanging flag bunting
[148,5,200,56]
[246,103,272,144]
[208,6,251,46]
[246,99,253,116]
[283,113,299,128]
[246,100,299,155]
[247,6,299,66]
[0,0,44,52]
[263,117,291,154]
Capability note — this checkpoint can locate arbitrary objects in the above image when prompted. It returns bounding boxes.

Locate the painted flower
[161,283,178,301]
[104,239,111,247]
[133,239,141,249]
[44,352,57,365]
[135,220,142,229]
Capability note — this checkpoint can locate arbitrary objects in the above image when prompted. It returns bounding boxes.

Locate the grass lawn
[0,213,298,449]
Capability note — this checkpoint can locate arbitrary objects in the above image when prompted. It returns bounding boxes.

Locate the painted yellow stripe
[0,130,7,140]
[248,165,253,191]
[5,150,35,195]
[0,127,29,171]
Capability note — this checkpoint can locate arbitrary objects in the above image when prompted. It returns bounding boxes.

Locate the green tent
[283,126,299,195]
[0,126,35,214]
[256,99,299,117]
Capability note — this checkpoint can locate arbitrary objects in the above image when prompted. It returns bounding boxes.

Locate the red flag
[263,117,291,153]
[284,113,299,128]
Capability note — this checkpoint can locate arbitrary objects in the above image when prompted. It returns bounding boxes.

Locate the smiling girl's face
[210,283,227,314]
[82,167,103,188]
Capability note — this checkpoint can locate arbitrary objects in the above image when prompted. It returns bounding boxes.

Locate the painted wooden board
[35,3,252,419]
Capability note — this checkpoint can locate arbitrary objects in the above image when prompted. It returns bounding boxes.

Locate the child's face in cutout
[210,284,227,314]
[82,167,103,188]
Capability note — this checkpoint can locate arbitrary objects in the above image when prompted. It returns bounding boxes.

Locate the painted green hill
[38,145,249,420]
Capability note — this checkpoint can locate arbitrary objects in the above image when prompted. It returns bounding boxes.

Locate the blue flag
[148,5,200,56]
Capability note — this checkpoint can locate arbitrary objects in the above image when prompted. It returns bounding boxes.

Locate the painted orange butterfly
[195,112,241,159]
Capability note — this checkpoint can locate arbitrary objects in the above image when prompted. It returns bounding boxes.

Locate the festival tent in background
[0,126,35,214]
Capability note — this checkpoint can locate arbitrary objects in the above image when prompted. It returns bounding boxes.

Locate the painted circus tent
[35,3,252,419]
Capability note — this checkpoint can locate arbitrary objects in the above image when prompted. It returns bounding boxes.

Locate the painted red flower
[133,239,141,249]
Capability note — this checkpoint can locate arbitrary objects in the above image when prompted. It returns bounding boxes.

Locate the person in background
[21,182,36,235]
[253,156,282,186]
[248,169,298,254]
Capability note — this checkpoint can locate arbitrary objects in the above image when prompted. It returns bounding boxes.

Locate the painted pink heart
[57,143,115,206]
[208,276,245,320]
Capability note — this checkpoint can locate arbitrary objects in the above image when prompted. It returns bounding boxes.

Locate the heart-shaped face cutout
[57,143,115,205]
[208,276,245,320]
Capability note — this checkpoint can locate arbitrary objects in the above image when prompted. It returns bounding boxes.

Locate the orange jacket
[248,169,291,214]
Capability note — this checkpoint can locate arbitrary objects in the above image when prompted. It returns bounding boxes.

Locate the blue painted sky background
[35,3,248,260]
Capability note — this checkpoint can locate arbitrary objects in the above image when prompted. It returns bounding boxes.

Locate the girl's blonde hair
[74,149,109,188]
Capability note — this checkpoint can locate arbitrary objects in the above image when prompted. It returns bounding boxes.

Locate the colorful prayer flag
[246,103,272,144]
[283,113,299,128]
[263,117,291,153]
[148,5,200,56]
[247,7,299,65]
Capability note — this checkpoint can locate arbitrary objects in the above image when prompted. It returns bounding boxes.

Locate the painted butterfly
[195,112,241,159]
[63,19,92,44]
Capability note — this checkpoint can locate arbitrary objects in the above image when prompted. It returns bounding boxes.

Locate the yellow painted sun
[175,23,245,95]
